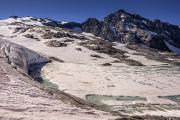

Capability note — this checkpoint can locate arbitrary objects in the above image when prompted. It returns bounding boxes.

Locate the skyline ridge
[2,9,180,26]
[0,0,179,25]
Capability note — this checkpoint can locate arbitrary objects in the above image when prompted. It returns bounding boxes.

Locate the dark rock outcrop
[24,34,40,41]
[9,16,19,19]
[60,22,82,29]
[45,40,67,47]
[42,31,85,40]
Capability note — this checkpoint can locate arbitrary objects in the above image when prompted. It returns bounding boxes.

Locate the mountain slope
[4,10,180,54]
[0,40,117,120]
[81,10,180,52]
[1,11,180,119]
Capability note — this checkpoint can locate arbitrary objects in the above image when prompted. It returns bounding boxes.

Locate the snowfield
[0,49,116,120]
[1,17,180,118]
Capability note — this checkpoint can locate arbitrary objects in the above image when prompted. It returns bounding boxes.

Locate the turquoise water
[86,94,146,106]
[159,95,180,103]
[42,79,59,89]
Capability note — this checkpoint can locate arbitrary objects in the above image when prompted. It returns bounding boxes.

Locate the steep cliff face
[0,39,49,73]
[82,18,101,36]
[81,10,180,52]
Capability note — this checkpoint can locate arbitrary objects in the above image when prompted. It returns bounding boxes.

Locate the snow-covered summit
[0,16,62,27]
[0,16,44,26]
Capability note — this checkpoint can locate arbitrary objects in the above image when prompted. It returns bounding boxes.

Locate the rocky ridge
[81,10,180,52]
[6,10,180,54]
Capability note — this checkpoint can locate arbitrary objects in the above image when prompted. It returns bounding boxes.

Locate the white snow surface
[1,20,180,117]
[0,17,44,26]
[61,21,69,24]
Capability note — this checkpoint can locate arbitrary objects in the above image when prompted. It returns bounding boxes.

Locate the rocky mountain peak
[82,18,101,36]
[9,16,19,19]
[81,9,180,52]
[116,9,127,14]
[84,18,99,23]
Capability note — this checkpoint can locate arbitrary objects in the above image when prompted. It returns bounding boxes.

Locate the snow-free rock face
[50,22,83,33]
[82,18,101,36]
[81,9,180,52]
[0,39,49,73]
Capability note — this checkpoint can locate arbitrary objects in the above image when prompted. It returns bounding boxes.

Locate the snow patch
[109,23,117,37]
[146,31,157,36]
[165,31,170,35]
[61,21,69,24]
[142,20,148,25]
[121,14,125,18]
[165,40,180,55]
[125,25,130,31]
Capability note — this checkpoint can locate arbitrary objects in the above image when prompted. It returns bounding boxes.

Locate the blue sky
[0,0,179,25]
